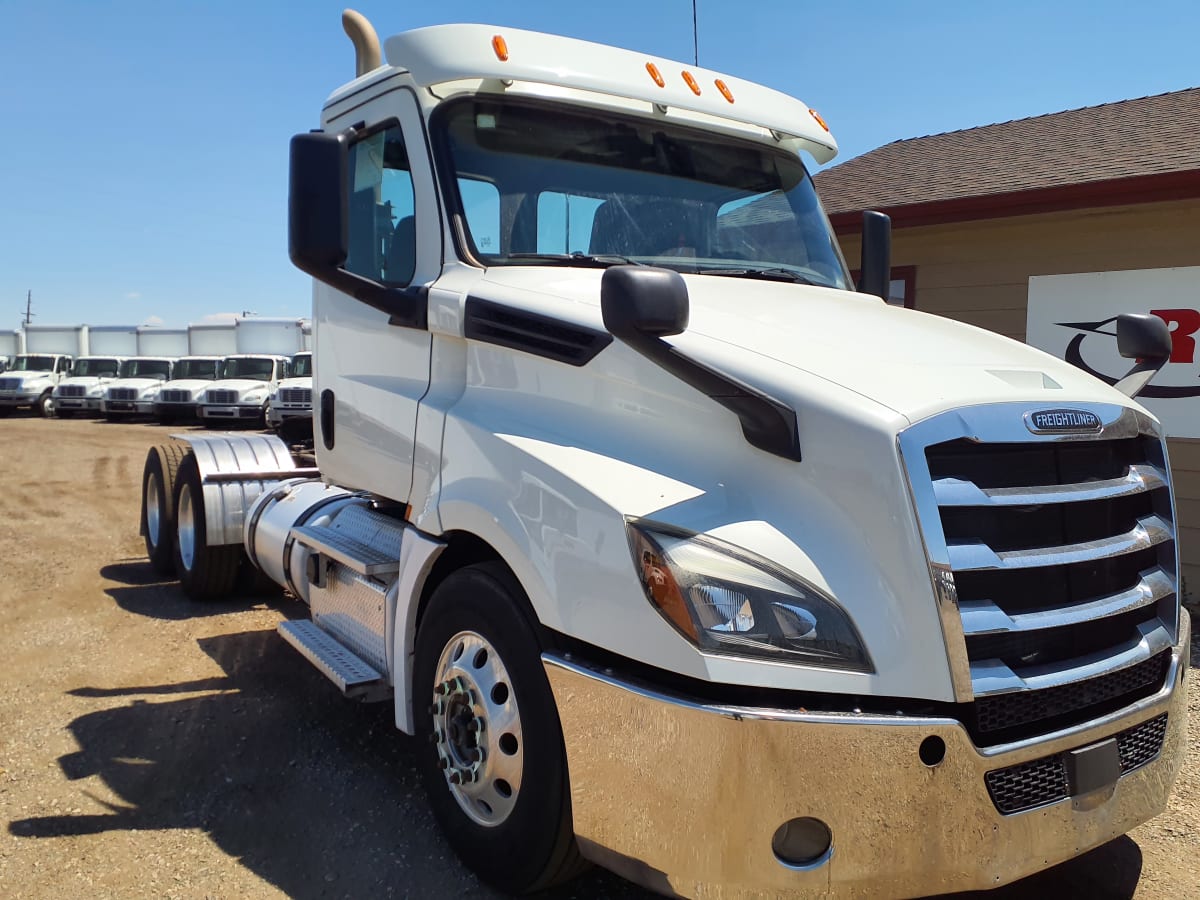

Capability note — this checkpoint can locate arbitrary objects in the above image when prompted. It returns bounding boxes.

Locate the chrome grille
[58,385,87,398]
[160,389,191,403]
[207,389,238,404]
[984,713,1168,814]
[0,378,19,391]
[901,404,1178,744]
[279,387,312,405]
[108,388,138,401]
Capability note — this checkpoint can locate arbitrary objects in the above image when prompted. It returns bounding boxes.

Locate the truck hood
[0,372,54,388]
[57,376,113,389]
[108,378,165,392]
[206,379,271,396]
[275,377,313,390]
[162,379,218,396]
[473,268,1135,424]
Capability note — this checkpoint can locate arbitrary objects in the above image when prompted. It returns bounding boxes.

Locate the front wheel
[172,452,241,599]
[414,563,584,894]
[35,391,53,418]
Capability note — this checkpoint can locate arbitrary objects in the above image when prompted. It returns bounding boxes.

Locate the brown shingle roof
[814,88,1200,217]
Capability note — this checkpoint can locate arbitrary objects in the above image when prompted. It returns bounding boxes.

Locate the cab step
[290,522,401,576]
[277,620,391,702]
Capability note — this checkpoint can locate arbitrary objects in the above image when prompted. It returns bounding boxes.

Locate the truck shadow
[5,627,645,899]
[100,560,296,622]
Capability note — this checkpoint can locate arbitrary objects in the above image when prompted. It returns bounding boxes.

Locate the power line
[692,0,699,66]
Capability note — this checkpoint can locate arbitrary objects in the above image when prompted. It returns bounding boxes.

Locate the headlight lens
[628,521,871,672]
[243,391,266,403]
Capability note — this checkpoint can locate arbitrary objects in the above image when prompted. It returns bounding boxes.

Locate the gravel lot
[0,416,1195,899]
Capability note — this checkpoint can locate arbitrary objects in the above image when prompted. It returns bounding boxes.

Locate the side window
[459,178,500,254]
[536,192,604,255]
[57,357,71,374]
[345,125,416,284]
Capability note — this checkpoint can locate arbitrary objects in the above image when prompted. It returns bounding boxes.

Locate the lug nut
[467,717,484,733]
[448,770,463,784]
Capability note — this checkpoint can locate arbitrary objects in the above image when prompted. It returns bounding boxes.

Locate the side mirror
[859,210,892,301]
[289,132,349,276]
[600,266,689,339]
[288,129,427,329]
[1114,313,1172,398]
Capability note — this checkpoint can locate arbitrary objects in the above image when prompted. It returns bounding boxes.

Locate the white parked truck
[0,324,85,416]
[138,13,1190,898]
[266,350,313,429]
[52,355,126,417]
[197,354,290,427]
[101,357,175,420]
[154,356,227,424]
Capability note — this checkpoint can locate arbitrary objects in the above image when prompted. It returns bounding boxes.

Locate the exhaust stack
[342,9,381,77]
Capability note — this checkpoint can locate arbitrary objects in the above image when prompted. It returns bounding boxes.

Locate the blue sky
[2,0,1197,329]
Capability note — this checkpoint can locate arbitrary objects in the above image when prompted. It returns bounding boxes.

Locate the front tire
[35,391,52,418]
[414,563,583,894]
[171,453,240,599]
[141,443,187,576]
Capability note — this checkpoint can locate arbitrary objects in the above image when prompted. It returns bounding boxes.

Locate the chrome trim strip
[947,514,1174,572]
[969,621,1173,696]
[960,566,1175,636]
[933,463,1167,507]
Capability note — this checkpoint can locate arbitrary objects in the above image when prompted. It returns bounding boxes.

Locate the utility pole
[22,290,33,326]
[692,0,699,66]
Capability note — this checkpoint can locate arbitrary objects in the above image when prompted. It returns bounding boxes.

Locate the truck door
[313,88,438,500]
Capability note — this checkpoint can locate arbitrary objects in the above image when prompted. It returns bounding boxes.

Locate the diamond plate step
[277,620,390,701]
[290,523,400,576]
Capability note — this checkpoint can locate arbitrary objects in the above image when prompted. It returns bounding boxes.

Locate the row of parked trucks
[0,319,313,427]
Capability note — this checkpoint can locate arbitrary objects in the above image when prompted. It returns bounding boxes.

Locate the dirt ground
[0,416,1196,900]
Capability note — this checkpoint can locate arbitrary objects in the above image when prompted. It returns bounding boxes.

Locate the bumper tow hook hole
[919,735,946,767]
[771,817,832,870]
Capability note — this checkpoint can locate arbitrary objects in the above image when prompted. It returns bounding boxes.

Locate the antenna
[692,0,699,66]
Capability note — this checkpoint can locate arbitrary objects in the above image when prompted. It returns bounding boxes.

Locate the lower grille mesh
[985,713,1168,814]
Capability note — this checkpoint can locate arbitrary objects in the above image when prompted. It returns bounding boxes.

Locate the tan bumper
[545,628,1189,898]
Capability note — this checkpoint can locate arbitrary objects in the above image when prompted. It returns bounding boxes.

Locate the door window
[345,125,417,285]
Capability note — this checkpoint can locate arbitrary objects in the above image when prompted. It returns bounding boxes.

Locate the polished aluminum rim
[177,483,196,571]
[146,475,161,547]
[432,630,523,827]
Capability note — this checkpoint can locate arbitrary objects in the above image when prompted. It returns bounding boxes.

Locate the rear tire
[141,443,188,576]
[414,563,584,894]
[172,453,241,600]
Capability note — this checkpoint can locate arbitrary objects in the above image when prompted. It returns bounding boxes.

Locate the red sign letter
[1151,309,1200,363]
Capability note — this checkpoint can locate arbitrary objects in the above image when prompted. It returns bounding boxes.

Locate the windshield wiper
[506,252,643,268]
[698,267,819,286]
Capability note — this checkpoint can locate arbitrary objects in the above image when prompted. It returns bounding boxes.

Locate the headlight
[243,390,266,403]
[628,521,871,672]
[140,387,161,399]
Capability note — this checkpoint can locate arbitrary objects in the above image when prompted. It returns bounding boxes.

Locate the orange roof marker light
[646,61,665,88]
[809,107,830,132]
[491,34,509,61]
[714,78,735,104]
[681,70,702,96]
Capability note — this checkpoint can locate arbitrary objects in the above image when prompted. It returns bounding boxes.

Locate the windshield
[11,355,55,372]
[290,354,312,377]
[223,357,274,380]
[174,359,223,380]
[436,98,850,288]
[120,359,172,380]
[71,358,120,377]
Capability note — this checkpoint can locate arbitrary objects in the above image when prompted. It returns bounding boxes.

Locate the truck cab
[197,354,289,427]
[140,14,1189,899]
[101,357,175,420]
[53,356,125,417]
[154,356,226,423]
[266,350,312,429]
[0,354,73,416]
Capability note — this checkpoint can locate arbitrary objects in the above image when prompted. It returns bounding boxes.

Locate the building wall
[837,197,1200,596]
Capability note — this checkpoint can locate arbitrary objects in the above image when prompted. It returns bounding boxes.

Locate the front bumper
[266,404,311,427]
[200,404,264,421]
[155,401,198,419]
[104,400,155,415]
[56,397,102,412]
[545,621,1189,898]
[0,392,40,407]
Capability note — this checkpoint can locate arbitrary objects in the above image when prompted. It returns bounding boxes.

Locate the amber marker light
[681,70,702,96]
[632,530,699,641]
[714,79,735,104]
[809,107,830,132]
[492,34,509,61]
[646,61,665,87]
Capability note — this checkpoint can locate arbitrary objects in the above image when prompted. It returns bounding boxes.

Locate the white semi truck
[196,318,301,426]
[154,356,227,424]
[0,324,86,416]
[266,350,313,429]
[52,325,137,417]
[138,13,1190,898]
